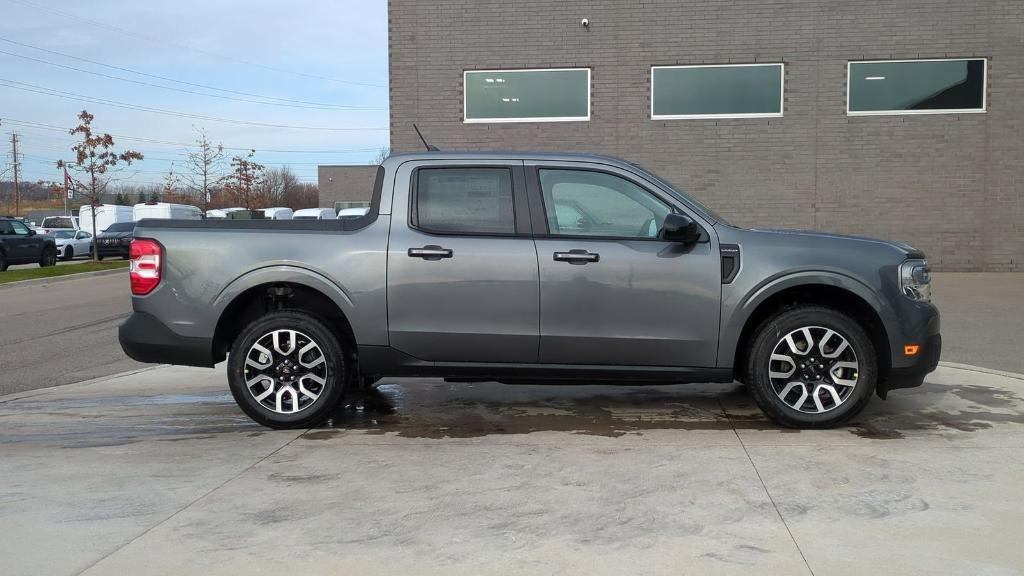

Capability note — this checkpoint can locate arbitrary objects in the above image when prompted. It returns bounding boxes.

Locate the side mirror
[661,213,703,244]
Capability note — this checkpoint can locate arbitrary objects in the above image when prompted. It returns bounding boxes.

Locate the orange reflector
[904,344,920,356]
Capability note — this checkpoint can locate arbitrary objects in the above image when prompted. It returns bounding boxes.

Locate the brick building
[386,0,1023,271]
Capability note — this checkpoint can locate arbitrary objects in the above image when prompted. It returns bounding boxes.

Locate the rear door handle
[553,249,600,264]
[408,245,453,260]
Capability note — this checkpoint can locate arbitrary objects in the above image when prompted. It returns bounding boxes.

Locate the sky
[0,0,388,186]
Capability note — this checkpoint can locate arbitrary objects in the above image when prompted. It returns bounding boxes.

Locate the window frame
[846,58,988,117]
[650,62,785,120]
[408,165,531,238]
[463,68,592,124]
[528,165,696,243]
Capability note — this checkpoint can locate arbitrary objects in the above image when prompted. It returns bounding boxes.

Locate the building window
[651,63,784,119]
[847,59,987,115]
[463,68,590,123]
[413,168,515,234]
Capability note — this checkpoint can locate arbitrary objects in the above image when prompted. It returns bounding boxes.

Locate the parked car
[0,216,58,271]
[225,210,266,220]
[34,215,79,236]
[293,208,338,220]
[95,221,135,260]
[261,207,294,220]
[133,202,203,221]
[337,207,370,219]
[50,229,93,261]
[79,204,133,235]
[120,152,940,430]
[206,208,246,219]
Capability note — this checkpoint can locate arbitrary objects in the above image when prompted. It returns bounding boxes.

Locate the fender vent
[721,244,740,284]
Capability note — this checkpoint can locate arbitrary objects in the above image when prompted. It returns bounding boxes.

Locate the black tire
[61,246,74,262]
[227,310,347,429]
[744,305,877,428]
[97,254,104,261]
[0,251,7,272]
[38,246,57,267]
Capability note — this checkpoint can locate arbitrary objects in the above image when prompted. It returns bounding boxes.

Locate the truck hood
[744,227,926,259]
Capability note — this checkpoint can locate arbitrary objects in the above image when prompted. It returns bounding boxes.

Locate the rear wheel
[61,246,74,261]
[744,306,876,428]
[38,246,57,267]
[227,311,347,429]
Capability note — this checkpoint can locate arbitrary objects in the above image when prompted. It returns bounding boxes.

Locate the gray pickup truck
[119,152,940,429]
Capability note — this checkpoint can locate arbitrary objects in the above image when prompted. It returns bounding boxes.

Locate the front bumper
[880,302,941,396]
[119,311,215,367]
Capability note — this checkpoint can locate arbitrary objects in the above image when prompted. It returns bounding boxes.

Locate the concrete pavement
[0,271,142,396]
[2,363,1022,576]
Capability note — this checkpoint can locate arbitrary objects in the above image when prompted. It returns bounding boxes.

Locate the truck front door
[387,161,539,363]
[528,163,722,367]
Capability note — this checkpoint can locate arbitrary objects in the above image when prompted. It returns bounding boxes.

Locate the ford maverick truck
[119,152,940,429]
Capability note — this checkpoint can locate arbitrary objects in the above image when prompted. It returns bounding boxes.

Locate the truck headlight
[900,259,931,302]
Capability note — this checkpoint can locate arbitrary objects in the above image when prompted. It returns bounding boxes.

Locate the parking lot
[2,272,1023,575]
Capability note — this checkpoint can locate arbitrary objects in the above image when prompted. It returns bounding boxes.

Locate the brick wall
[388,0,1023,271]
[317,165,379,205]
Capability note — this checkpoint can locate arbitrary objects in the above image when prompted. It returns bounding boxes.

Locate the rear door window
[412,167,515,234]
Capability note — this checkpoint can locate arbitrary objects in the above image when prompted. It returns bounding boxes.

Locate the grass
[0,260,129,284]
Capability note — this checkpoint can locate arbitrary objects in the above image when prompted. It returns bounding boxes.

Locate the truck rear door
[387,160,539,363]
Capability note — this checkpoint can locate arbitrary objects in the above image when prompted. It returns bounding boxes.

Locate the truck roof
[383,150,636,168]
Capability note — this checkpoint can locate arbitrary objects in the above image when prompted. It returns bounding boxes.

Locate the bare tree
[57,110,143,262]
[184,128,225,212]
[162,163,180,199]
[371,147,390,165]
[223,150,263,209]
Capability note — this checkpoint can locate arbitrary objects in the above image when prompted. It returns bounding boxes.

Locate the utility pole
[10,132,20,217]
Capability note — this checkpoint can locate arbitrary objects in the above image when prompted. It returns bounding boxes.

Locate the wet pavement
[2,363,1023,575]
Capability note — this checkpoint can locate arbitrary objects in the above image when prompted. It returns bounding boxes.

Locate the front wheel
[744,306,877,428]
[227,311,347,429]
[39,246,57,267]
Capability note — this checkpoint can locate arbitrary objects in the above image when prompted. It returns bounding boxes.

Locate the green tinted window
[848,59,986,114]
[464,69,589,122]
[652,64,783,118]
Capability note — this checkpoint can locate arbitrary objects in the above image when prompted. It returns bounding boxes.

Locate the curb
[0,266,128,289]
[0,365,164,404]
[938,361,1024,382]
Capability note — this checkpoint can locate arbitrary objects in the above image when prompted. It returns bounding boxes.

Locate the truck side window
[538,169,672,239]
[10,221,31,236]
[414,167,515,234]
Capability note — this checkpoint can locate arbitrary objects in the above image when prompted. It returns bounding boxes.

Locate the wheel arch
[211,267,359,366]
[726,273,892,390]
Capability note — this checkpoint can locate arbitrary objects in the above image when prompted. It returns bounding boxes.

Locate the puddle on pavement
[310,379,1024,440]
[2,378,1022,446]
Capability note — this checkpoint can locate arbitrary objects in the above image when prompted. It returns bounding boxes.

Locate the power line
[3,118,386,154]
[5,0,387,88]
[0,49,383,111]
[0,81,389,132]
[0,38,385,109]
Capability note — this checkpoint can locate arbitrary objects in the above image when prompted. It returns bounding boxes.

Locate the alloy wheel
[767,326,859,414]
[244,329,328,414]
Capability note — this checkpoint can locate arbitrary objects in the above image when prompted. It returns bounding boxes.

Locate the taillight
[129,239,161,295]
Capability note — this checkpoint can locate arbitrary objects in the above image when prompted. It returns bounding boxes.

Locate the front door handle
[408,245,453,260]
[553,249,600,264]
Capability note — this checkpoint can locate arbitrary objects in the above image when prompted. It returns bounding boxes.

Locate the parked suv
[95,221,136,260]
[0,216,58,271]
[120,152,940,429]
